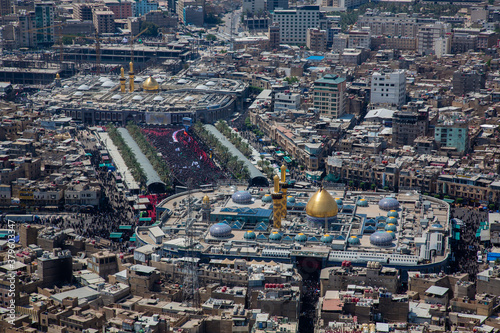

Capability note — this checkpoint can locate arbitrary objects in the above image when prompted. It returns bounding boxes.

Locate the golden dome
[203,195,210,204]
[143,76,159,91]
[306,188,338,218]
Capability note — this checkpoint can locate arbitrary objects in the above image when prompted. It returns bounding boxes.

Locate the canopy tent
[118,225,133,230]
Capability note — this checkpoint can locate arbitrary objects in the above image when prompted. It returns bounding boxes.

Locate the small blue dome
[287,196,296,203]
[385,223,397,231]
[262,194,272,203]
[232,191,253,204]
[335,198,343,206]
[348,236,360,245]
[269,232,282,241]
[244,230,256,239]
[357,199,369,207]
[430,224,444,230]
[386,217,398,224]
[387,210,399,218]
[378,197,400,211]
[210,222,232,237]
[295,233,307,242]
[370,231,393,246]
[321,234,333,243]
[386,230,396,238]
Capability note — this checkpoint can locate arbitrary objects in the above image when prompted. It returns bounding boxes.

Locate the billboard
[145,112,171,125]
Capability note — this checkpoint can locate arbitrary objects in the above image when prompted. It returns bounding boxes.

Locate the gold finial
[56,73,60,79]
[281,164,286,183]
[120,67,125,78]
[273,175,280,193]
[129,62,134,72]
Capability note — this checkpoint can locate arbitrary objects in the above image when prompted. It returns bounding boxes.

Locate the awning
[443,198,455,203]
[109,232,123,239]
[130,235,136,242]
[283,156,292,163]
[119,225,133,230]
[139,217,152,222]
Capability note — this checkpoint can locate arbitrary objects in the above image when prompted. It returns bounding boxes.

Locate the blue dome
[232,191,253,204]
[295,233,307,242]
[269,232,282,241]
[370,231,393,246]
[321,234,333,243]
[335,198,343,206]
[287,196,296,203]
[378,197,400,211]
[262,194,272,203]
[430,224,444,230]
[386,217,398,224]
[385,223,397,231]
[244,230,256,239]
[210,222,232,237]
[386,230,396,238]
[357,199,369,207]
[348,235,360,245]
[387,210,399,218]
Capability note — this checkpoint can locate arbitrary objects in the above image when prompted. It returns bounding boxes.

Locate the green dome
[244,230,256,239]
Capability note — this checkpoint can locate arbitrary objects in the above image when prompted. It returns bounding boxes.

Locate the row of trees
[126,122,172,189]
[244,117,264,137]
[193,122,250,180]
[107,124,147,188]
[215,121,253,158]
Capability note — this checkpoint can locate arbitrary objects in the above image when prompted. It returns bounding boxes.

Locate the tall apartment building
[417,22,450,55]
[267,0,288,11]
[434,36,451,58]
[452,69,485,95]
[268,24,280,49]
[0,0,11,16]
[357,12,419,38]
[370,70,406,107]
[306,28,327,52]
[320,0,368,11]
[434,123,468,154]
[243,0,266,14]
[392,111,429,147]
[37,249,73,287]
[348,27,371,49]
[313,74,346,118]
[272,6,326,45]
[73,3,95,21]
[104,0,133,19]
[93,9,116,34]
[35,2,55,46]
[18,10,36,48]
[133,0,159,17]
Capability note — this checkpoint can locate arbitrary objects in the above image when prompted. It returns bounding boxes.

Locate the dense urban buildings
[1,0,500,332]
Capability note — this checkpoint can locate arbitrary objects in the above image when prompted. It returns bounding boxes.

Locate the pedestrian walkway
[97,131,140,192]
[117,128,165,193]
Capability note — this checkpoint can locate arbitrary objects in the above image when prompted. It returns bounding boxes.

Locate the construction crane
[27,28,102,74]
[59,33,102,75]
[25,23,66,45]
[130,28,149,65]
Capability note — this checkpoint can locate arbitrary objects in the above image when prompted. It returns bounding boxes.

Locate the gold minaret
[120,67,126,93]
[129,62,134,92]
[272,174,283,229]
[280,164,288,218]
